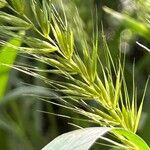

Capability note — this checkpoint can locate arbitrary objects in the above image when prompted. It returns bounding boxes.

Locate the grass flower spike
[0,0,149,149]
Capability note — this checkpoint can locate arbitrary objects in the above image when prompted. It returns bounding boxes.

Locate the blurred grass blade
[42,127,110,150]
[112,128,150,150]
[103,7,150,40]
[0,37,22,99]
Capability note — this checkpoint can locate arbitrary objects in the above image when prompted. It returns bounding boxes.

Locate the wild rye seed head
[0,0,148,140]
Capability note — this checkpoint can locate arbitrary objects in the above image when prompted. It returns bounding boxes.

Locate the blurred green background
[0,0,150,149]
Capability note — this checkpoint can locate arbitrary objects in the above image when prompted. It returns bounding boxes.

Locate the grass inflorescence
[0,0,149,149]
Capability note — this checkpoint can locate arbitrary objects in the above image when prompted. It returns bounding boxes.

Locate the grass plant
[0,0,150,149]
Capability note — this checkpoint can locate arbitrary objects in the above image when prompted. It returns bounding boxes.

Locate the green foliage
[0,0,149,149]
[103,7,150,41]
[0,36,22,98]
[43,127,150,150]
[112,128,150,150]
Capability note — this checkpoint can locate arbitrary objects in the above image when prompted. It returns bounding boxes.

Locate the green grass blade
[0,37,22,99]
[112,128,150,150]
[103,7,150,41]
